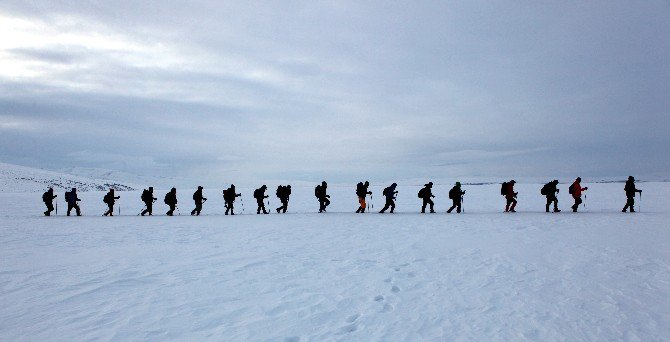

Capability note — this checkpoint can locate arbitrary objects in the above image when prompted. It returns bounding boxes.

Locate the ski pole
[55,200,58,216]
[118,198,121,216]
[138,205,146,216]
[241,196,245,214]
[176,206,181,216]
[370,194,374,210]
[462,195,465,213]
[639,192,642,212]
[584,194,587,210]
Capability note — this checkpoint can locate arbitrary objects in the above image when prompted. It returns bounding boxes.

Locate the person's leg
[429,199,435,213]
[448,199,456,213]
[147,202,153,215]
[456,200,462,213]
[510,198,517,212]
[505,198,511,212]
[45,202,54,216]
[546,197,551,212]
[553,197,560,212]
[390,201,395,213]
[421,199,427,213]
[629,196,636,212]
[75,204,81,216]
[283,199,288,213]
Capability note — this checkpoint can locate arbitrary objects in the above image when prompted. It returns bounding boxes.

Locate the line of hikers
[41,176,643,216]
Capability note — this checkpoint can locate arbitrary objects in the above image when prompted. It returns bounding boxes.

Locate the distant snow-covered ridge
[0,162,137,193]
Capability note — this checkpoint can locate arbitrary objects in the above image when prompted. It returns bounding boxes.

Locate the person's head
[391,183,397,188]
[110,188,114,193]
[364,181,369,186]
[629,176,634,181]
[426,182,433,188]
[322,181,327,187]
[287,185,291,189]
[553,180,559,184]
[231,184,235,189]
[171,187,176,193]
[510,180,516,184]
[48,187,53,192]
[198,186,203,190]
[149,187,153,192]
[576,177,581,183]
[262,185,267,189]
[455,182,461,187]
[72,187,77,192]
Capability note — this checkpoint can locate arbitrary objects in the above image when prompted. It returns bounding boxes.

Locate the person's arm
[367,191,372,195]
[115,196,120,199]
[236,193,241,197]
[53,194,58,199]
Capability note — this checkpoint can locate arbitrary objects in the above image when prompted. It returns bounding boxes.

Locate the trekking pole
[177,206,181,216]
[639,192,642,212]
[462,195,465,213]
[55,201,58,216]
[138,205,146,216]
[370,194,374,210]
[241,196,245,214]
[584,194,587,210]
[118,198,121,216]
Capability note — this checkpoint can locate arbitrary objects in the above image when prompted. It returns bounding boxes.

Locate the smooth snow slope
[0,162,137,193]
[1,183,669,340]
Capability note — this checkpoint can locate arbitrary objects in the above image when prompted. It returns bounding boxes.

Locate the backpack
[568,183,575,195]
[500,182,508,196]
[315,185,322,198]
[448,187,457,199]
[540,183,549,195]
[356,182,364,196]
[65,191,72,202]
[253,188,262,199]
[103,193,112,204]
[141,189,150,202]
[276,186,282,198]
[193,191,198,201]
[164,193,170,205]
[383,187,390,197]
[417,188,426,198]
[42,191,49,202]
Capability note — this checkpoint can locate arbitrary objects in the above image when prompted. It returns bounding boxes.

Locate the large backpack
[276,186,282,198]
[315,185,322,198]
[500,182,508,196]
[103,193,112,204]
[65,191,72,203]
[42,191,49,202]
[164,193,170,205]
[448,187,457,199]
[141,189,150,202]
[417,188,426,198]
[540,183,549,195]
[568,183,575,195]
[356,182,364,196]
[383,187,390,197]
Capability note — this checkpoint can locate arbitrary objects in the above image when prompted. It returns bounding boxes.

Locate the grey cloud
[0,1,668,182]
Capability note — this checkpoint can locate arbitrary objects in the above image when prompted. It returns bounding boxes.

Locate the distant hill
[0,162,137,193]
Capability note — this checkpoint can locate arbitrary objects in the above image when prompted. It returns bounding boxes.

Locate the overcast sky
[1,1,669,183]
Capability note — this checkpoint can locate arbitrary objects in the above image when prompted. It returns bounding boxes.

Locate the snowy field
[1,182,669,340]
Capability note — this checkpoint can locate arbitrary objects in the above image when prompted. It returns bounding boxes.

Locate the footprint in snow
[346,313,360,323]
[391,285,400,293]
[374,295,384,302]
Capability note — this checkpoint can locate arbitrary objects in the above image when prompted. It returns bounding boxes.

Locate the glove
[584,187,588,191]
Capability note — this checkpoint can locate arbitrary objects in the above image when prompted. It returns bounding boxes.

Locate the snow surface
[1,182,669,340]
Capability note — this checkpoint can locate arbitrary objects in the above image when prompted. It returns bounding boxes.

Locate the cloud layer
[1,1,669,182]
